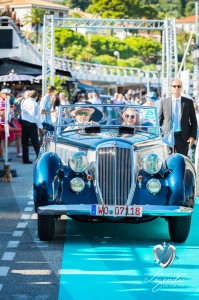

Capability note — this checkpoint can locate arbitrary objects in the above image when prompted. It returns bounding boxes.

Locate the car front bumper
[37,204,193,217]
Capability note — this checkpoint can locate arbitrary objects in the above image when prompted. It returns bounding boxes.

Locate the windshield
[56,104,160,138]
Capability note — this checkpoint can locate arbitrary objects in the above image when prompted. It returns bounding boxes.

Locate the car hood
[57,131,155,150]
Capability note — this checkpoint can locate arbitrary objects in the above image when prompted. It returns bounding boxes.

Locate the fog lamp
[146,179,161,195]
[70,177,85,193]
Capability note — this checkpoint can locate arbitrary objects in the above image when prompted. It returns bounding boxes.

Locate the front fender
[33,152,64,210]
[165,154,195,207]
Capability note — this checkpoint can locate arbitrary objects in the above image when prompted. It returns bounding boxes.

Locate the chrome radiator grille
[97,147,132,205]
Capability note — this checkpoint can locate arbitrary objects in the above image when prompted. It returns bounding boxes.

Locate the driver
[65,105,103,131]
[71,107,95,125]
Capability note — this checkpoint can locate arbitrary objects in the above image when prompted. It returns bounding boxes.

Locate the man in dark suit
[159,79,197,156]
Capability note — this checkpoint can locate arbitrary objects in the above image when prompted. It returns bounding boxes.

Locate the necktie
[173,100,179,131]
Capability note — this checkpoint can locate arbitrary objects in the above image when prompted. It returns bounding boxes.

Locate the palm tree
[22,7,45,44]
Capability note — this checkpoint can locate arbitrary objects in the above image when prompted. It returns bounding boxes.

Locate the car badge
[112,142,117,147]
[153,242,176,268]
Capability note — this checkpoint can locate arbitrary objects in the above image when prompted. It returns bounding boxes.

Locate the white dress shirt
[21,97,43,129]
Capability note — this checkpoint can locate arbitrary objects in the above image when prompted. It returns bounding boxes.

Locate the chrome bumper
[37,204,193,217]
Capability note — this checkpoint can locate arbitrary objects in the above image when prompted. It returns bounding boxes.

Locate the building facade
[0,0,69,33]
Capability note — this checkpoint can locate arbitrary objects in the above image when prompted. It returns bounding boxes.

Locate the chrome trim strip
[38,204,193,216]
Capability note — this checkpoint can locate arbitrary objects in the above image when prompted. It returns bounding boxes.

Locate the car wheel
[168,216,192,243]
[38,215,55,241]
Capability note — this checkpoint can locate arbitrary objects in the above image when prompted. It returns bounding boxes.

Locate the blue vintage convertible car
[33,104,196,242]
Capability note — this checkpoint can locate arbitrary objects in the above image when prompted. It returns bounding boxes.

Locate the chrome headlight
[146,179,161,195]
[68,152,89,173]
[70,177,85,193]
[142,154,162,175]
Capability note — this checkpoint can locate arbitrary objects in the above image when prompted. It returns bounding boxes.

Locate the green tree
[125,58,145,68]
[86,0,157,19]
[76,47,96,62]
[65,0,91,11]
[139,0,188,18]
[63,45,84,60]
[94,55,117,66]
[124,36,162,63]
[22,7,45,44]
[140,5,159,19]
[185,1,195,16]
[88,35,134,59]
[54,28,87,54]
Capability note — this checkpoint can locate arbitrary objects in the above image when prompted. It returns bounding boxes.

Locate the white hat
[71,107,95,117]
[1,88,11,94]
[71,102,103,122]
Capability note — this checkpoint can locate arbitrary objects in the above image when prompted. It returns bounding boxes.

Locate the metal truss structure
[54,18,165,30]
[42,15,178,96]
[42,16,55,93]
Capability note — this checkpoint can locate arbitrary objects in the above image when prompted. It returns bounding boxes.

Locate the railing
[54,57,160,84]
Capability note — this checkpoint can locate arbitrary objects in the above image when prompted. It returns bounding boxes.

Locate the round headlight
[146,179,161,195]
[142,154,162,174]
[70,177,85,193]
[69,152,89,173]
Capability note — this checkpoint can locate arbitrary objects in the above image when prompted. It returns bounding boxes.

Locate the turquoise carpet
[58,198,199,300]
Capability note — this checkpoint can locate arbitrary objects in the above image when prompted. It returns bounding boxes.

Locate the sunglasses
[76,111,90,116]
[124,114,135,120]
[172,85,182,89]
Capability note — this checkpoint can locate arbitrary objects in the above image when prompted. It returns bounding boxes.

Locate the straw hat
[71,107,95,117]
[71,102,103,122]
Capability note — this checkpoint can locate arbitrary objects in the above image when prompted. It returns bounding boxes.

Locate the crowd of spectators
[0,5,23,29]
[0,86,70,163]
[73,89,156,107]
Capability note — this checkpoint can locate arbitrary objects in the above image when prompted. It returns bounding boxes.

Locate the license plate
[91,205,142,217]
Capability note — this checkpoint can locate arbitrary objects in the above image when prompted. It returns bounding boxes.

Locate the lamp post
[114,50,120,60]
[139,71,144,100]
[156,62,162,98]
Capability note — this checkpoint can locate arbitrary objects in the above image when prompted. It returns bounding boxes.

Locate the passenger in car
[122,108,140,127]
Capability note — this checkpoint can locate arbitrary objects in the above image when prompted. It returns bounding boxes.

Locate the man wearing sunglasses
[72,107,95,124]
[65,106,103,131]
[159,79,197,156]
